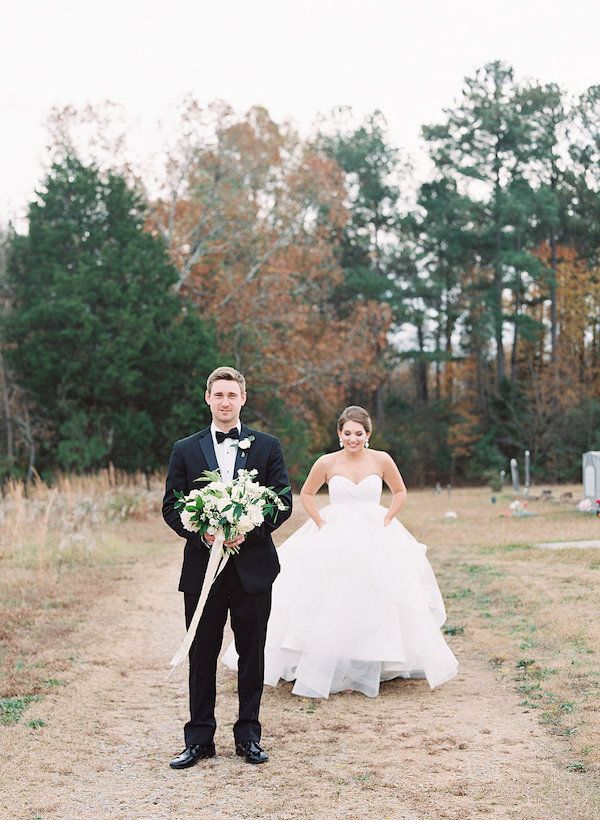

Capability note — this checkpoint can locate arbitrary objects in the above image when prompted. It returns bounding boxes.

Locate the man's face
[205,379,246,429]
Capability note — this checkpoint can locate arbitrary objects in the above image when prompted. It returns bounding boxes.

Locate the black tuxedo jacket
[162,423,293,595]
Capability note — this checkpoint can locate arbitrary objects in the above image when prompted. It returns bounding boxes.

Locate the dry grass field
[398,485,600,772]
[0,470,161,700]
[1,474,599,818]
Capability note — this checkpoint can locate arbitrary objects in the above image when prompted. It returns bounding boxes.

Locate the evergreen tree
[317,111,405,423]
[405,176,479,401]
[422,62,553,388]
[317,110,402,314]
[4,156,217,474]
[568,85,600,260]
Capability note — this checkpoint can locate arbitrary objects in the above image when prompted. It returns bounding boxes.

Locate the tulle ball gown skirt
[223,475,458,698]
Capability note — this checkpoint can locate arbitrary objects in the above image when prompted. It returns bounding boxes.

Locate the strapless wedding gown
[222,474,458,698]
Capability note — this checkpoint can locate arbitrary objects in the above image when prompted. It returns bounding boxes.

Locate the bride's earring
[339,439,344,448]
[365,440,370,448]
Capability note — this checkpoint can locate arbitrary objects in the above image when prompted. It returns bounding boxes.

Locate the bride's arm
[299,456,328,529]
[381,453,408,526]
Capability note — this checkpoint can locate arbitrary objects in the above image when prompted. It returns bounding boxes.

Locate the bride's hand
[316,518,326,530]
[383,514,394,527]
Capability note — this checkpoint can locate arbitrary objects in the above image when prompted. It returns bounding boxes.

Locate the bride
[223,405,458,698]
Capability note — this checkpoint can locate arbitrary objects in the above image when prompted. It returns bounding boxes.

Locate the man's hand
[202,532,245,550]
[224,534,245,550]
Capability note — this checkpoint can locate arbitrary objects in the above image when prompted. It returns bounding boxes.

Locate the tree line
[2,61,600,487]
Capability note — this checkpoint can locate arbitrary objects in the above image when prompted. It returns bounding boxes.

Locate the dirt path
[1,537,596,820]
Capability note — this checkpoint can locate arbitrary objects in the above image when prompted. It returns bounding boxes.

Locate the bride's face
[339,421,369,453]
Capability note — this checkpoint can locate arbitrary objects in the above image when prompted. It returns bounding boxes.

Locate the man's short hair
[206,366,246,395]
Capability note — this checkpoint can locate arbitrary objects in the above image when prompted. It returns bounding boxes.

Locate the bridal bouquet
[173,468,289,554]
[169,468,289,672]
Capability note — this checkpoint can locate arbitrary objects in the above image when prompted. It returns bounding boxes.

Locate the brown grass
[395,483,600,773]
[0,470,164,701]
[0,468,161,565]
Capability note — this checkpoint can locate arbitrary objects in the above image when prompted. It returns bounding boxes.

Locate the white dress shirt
[210,421,241,482]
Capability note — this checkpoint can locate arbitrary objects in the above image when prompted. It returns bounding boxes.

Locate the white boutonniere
[230,435,255,456]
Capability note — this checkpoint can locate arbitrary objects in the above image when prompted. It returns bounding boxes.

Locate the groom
[162,366,292,767]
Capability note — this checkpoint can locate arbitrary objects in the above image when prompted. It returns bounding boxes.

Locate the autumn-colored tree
[552,246,600,391]
[487,244,600,478]
[524,245,600,396]
[150,102,390,474]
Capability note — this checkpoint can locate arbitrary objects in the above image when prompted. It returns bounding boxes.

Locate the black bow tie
[215,428,240,444]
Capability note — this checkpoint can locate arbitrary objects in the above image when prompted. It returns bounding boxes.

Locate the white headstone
[583,452,600,500]
[510,458,520,493]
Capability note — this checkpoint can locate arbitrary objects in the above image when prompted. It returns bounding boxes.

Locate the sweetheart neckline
[327,473,382,487]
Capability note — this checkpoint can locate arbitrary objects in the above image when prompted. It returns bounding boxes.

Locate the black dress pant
[183,560,271,746]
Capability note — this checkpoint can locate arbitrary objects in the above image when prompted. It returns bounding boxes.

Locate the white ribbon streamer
[168,530,229,673]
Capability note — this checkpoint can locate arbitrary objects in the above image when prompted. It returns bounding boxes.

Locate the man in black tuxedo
[162,366,292,767]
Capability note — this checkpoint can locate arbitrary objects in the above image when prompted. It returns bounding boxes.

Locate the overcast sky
[3,0,599,221]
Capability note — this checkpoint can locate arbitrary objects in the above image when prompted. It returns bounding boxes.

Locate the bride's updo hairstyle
[337,405,372,434]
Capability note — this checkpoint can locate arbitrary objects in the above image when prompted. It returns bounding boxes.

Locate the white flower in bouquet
[213,494,231,512]
[208,481,227,493]
[237,514,254,533]
[180,508,198,533]
[224,506,237,524]
[248,504,265,526]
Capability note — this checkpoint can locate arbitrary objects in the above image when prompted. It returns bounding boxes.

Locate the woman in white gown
[223,406,458,698]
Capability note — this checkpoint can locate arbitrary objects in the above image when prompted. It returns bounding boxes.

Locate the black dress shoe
[235,740,268,764]
[169,744,215,769]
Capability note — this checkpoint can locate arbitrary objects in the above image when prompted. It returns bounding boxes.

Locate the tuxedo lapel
[233,423,252,476]
[199,428,219,473]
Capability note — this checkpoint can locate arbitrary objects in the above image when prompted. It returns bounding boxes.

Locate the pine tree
[4,156,217,474]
